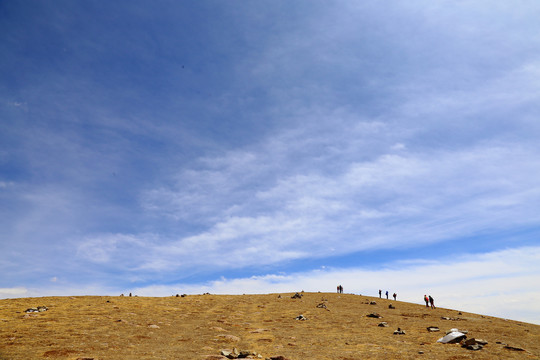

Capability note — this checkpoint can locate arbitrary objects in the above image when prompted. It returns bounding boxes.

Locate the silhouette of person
[429,295,435,309]
[379,289,382,298]
[424,295,429,307]
[385,290,389,299]
[337,285,340,293]
[340,285,344,294]
[393,293,397,301]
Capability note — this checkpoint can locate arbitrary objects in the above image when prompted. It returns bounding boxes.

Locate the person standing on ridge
[429,295,435,309]
[424,295,429,307]
[393,293,397,301]
[379,289,382,298]
[385,290,389,299]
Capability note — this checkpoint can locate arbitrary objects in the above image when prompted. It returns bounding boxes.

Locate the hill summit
[1,292,539,359]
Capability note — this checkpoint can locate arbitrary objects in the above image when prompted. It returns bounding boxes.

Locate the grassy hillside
[1,292,538,359]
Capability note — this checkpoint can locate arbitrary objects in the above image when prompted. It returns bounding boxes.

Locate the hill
[1,292,539,359]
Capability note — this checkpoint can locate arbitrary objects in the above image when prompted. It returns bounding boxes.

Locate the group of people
[335,286,435,308]
[378,289,397,300]
[424,294,436,309]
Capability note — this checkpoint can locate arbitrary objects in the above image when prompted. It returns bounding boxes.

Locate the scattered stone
[291,293,303,299]
[316,302,327,309]
[504,345,525,351]
[388,304,395,309]
[458,312,462,315]
[441,316,463,321]
[367,313,382,318]
[148,324,160,329]
[221,350,232,357]
[394,327,406,335]
[446,328,467,334]
[465,344,483,351]
[181,294,187,297]
[269,357,290,360]
[378,322,388,327]
[25,306,48,313]
[461,338,486,350]
[277,295,282,299]
[295,314,307,321]
[418,351,424,354]
[437,331,467,344]
[426,326,440,332]
[369,301,377,305]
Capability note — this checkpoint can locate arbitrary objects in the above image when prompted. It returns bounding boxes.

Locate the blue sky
[2,1,540,324]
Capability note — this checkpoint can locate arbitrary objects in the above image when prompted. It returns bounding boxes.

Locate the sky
[1,1,540,325]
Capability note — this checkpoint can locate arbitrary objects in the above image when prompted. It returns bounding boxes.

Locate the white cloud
[134,138,540,275]
[0,287,28,298]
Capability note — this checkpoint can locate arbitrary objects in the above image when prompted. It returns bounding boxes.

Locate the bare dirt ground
[1,292,538,359]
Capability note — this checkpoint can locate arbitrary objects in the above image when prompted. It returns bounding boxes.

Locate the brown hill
[1,292,538,359]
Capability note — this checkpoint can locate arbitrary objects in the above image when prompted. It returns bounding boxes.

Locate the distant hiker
[340,285,344,293]
[385,291,389,299]
[429,295,435,309]
[424,295,429,307]
[129,292,132,297]
[337,285,340,293]
[379,289,382,298]
[393,293,397,301]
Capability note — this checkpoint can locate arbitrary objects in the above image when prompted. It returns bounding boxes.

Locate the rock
[437,331,467,344]
[504,345,525,351]
[465,344,483,351]
[269,357,290,360]
[294,314,307,321]
[367,313,381,318]
[476,339,488,345]
[291,292,303,299]
[369,301,377,305]
[148,324,160,329]
[461,338,487,347]
[388,304,395,309]
[418,351,424,354]
[426,326,440,332]
[220,350,232,357]
[25,307,47,313]
[316,303,327,309]
[378,322,388,327]
[446,328,467,334]
[393,327,406,335]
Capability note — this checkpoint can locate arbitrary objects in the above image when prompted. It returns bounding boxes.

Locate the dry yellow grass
[1,292,539,359]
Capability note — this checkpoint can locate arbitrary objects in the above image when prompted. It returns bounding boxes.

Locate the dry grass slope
[1,293,539,359]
